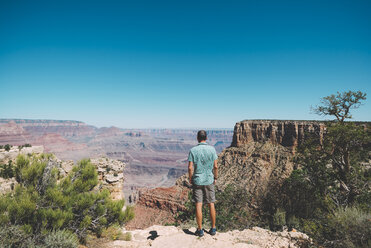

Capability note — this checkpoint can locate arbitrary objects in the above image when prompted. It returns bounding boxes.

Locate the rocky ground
[99,225,311,248]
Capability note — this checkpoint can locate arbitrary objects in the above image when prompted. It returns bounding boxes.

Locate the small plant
[273,208,286,231]
[0,160,14,179]
[122,232,132,241]
[0,224,35,248]
[43,229,79,248]
[4,144,12,152]
[324,206,371,248]
[102,225,123,241]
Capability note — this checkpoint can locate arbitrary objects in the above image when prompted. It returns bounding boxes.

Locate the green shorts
[193,183,216,203]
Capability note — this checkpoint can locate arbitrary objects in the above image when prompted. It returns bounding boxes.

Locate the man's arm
[213,159,218,183]
[188,161,194,184]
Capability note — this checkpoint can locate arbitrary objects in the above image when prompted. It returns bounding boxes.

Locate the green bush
[0,224,36,248]
[0,154,134,245]
[0,160,14,179]
[4,144,12,152]
[214,184,254,231]
[323,206,371,248]
[272,208,286,231]
[122,232,132,241]
[43,229,79,248]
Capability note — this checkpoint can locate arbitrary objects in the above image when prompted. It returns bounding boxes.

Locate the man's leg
[196,202,203,230]
[208,203,216,228]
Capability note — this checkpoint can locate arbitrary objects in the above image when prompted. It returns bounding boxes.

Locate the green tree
[312,90,366,122]
[280,90,371,246]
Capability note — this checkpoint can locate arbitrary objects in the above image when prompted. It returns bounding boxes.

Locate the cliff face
[0,121,32,145]
[232,120,326,148]
[33,133,87,153]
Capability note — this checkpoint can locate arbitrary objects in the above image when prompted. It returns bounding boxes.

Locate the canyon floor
[89,225,310,248]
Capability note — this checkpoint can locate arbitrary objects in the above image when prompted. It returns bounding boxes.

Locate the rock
[216,141,293,207]
[137,186,189,214]
[106,174,123,183]
[0,177,17,194]
[232,120,326,150]
[0,145,44,164]
[104,225,312,248]
[91,157,126,201]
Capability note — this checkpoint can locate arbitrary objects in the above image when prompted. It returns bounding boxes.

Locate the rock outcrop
[91,157,126,201]
[232,120,326,149]
[104,225,311,248]
[0,145,44,164]
[125,181,190,229]
[0,148,126,202]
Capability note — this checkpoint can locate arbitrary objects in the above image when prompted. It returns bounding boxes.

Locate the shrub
[323,206,371,248]
[4,144,11,152]
[0,154,134,245]
[0,160,14,179]
[101,225,123,240]
[122,232,132,241]
[0,224,36,248]
[272,208,286,231]
[43,229,79,248]
[215,184,253,231]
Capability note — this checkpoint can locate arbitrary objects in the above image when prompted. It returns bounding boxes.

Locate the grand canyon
[0,119,233,202]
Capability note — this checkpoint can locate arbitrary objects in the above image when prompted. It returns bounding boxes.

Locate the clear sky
[0,0,370,128]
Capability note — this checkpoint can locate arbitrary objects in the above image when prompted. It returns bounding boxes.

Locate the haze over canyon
[0,119,233,201]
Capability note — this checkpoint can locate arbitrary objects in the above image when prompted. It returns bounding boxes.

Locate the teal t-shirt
[188,142,218,185]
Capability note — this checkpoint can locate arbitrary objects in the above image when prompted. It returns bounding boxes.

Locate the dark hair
[197,130,207,142]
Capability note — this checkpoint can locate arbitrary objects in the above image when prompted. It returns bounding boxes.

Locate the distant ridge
[0,119,85,124]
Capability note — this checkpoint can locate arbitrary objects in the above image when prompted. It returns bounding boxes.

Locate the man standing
[188,130,218,237]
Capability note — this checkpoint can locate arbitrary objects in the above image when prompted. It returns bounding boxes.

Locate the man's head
[197,130,207,142]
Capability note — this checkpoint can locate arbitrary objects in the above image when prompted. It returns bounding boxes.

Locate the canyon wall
[0,119,97,138]
[232,120,326,148]
[0,121,32,145]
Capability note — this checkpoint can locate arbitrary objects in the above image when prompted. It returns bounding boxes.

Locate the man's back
[188,142,218,186]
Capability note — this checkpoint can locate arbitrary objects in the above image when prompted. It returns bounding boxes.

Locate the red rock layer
[33,133,86,153]
[0,121,32,145]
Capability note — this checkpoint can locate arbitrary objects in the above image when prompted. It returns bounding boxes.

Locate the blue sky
[0,0,370,128]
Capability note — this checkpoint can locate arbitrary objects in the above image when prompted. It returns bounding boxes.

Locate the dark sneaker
[209,227,217,236]
[195,228,204,237]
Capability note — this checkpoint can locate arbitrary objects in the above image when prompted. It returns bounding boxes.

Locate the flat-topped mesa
[231,120,326,148]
